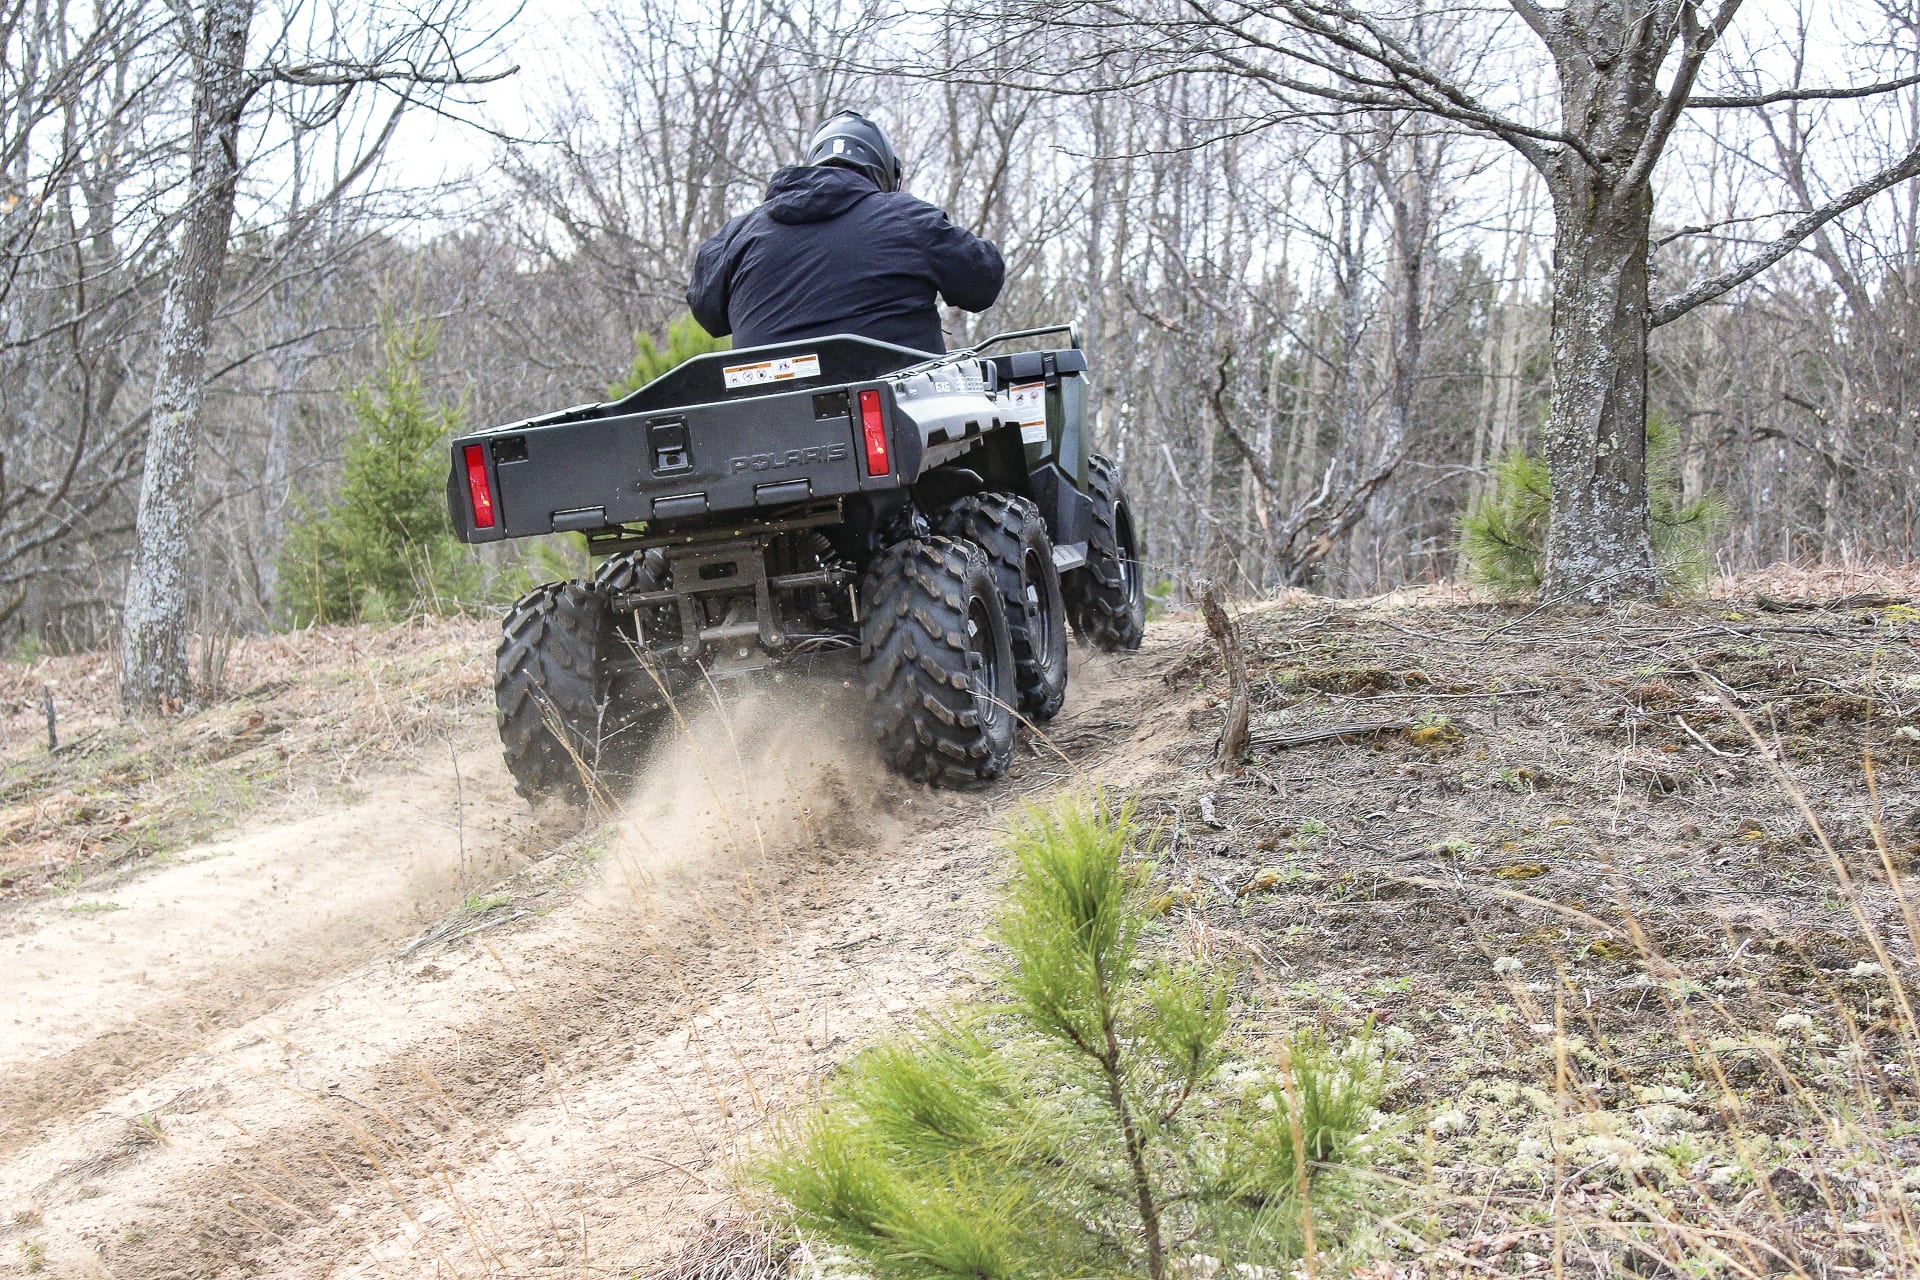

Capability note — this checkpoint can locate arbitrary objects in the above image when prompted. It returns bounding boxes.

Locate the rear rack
[888,324,1083,380]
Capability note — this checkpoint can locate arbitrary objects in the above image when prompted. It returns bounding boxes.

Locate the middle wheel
[936,491,1070,720]
[859,536,1017,787]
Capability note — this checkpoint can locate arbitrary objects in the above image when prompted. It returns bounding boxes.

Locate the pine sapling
[607,313,731,398]
[1458,415,1727,598]
[278,311,478,624]
[756,795,1390,1279]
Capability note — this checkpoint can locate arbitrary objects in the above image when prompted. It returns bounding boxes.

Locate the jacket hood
[763,164,878,225]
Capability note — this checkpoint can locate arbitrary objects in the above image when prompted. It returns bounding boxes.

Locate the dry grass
[1145,579,1920,1276]
[0,615,493,901]
[1706,558,1920,604]
[641,1211,795,1279]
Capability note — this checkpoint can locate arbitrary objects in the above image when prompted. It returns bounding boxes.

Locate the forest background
[5,0,1919,655]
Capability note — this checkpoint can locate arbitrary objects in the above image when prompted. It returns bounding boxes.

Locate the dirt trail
[0,629,1190,1278]
[0,737,542,1161]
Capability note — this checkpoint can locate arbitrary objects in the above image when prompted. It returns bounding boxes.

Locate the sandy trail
[0,738,540,1161]
[0,631,1188,1278]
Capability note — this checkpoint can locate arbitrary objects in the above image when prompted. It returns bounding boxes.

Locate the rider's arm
[686,225,740,338]
[915,204,1005,314]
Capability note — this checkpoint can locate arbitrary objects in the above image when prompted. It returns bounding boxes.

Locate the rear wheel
[593,548,684,653]
[937,492,1068,720]
[591,547,666,595]
[1066,453,1146,651]
[496,582,620,804]
[859,537,1016,787]
[495,577,668,805]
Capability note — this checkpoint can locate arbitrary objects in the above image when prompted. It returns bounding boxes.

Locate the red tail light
[464,444,496,529]
[858,389,890,477]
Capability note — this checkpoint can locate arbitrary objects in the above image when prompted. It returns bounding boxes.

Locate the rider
[687,111,1005,355]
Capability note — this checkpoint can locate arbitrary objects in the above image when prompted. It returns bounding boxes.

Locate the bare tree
[120,0,255,712]
[118,0,512,711]
[0,0,179,641]
[16,0,1920,660]
[959,0,1920,601]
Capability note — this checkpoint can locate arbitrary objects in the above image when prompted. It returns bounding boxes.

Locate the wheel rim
[965,595,1007,733]
[1115,501,1143,606]
[1022,546,1054,655]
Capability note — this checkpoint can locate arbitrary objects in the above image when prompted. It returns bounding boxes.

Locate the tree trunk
[1529,0,1692,603]
[119,0,254,714]
[1539,179,1660,602]
[1532,0,1671,606]
[1372,125,1430,581]
[254,331,306,616]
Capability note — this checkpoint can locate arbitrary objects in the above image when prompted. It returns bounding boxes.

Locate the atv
[447,324,1145,802]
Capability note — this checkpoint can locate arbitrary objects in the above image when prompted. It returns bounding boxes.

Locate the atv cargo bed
[448,331,1090,548]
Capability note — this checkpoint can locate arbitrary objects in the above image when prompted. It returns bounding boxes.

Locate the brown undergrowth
[1133,584,1920,1277]
[0,616,493,901]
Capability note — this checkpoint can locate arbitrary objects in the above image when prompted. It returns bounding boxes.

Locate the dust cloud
[597,674,903,902]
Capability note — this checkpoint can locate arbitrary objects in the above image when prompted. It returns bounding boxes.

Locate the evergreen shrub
[1458,416,1728,598]
[279,314,478,625]
[755,796,1390,1279]
[607,313,730,398]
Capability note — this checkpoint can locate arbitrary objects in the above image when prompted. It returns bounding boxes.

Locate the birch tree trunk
[119,0,255,713]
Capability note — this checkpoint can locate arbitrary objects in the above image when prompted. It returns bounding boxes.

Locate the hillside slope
[3,576,1918,1277]
[1,619,1190,1277]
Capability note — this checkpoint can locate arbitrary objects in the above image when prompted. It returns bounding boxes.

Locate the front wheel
[1066,453,1146,650]
[859,537,1017,787]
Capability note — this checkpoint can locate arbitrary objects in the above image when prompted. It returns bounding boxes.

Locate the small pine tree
[1457,448,1552,597]
[279,313,479,625]
[607,313,730,398]
[1458,416,1728,598]
[755,796,1389,1279]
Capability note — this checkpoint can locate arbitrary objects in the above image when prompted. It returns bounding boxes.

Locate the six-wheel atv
[446,324,1145,802]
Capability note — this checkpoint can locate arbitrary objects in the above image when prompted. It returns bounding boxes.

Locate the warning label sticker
[722,353,822,389]
[1009,380,1048,445]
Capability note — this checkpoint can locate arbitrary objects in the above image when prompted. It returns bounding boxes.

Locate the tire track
[0,633,1187,1279]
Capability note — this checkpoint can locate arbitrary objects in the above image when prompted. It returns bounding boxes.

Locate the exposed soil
[0,620,1188,1278]
[1145,587,1920,1275]
[1,619,496,902]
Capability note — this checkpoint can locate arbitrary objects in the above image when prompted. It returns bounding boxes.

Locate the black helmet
[807,110,903,193]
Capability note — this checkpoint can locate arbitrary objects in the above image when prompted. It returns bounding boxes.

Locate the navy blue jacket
[687,166,1004,355]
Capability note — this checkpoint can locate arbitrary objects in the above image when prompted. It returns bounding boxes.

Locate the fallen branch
[1251,719,1417,749]
[1673,713,1744,758]
[1753,592,1911,613]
